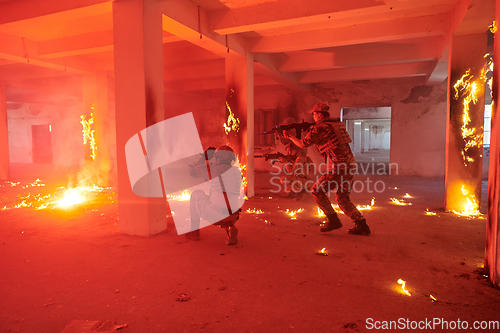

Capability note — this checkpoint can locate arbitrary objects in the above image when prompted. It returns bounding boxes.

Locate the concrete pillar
[485,0,500,287]
[353,121,362,156]
[445,32,488,213]
[225,54,255,197]
[0,84,9,180]
[113,0,167,236]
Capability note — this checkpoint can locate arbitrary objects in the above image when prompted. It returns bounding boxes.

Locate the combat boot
[226,226,238,245]
[320,214,343,232]
[347,219,371,236]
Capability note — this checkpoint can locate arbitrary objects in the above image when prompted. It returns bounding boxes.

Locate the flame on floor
[425,208,437,216]
[246,208,264,214]
[397,279,411,296]
[390,198,412,206]
[285,208,304,219]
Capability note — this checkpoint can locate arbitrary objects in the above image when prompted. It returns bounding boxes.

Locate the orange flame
[453,64,489,166]
[451,184,482,218]
[397,279,411,296]
[81,110,97,161]
[167,190,190,201]
[390,198,412,206]
[246,208,264,214]
[285,208,304,219]
[223,100,240,135]
[425,208,437,216]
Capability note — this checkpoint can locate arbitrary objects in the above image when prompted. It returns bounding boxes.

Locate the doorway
[32,124,53,164]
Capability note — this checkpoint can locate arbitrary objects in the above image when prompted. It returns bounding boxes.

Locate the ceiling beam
[248,13,452,53]
[0,0,111,25]
[299,61,438,84]
[208,0,383,35]
[253,53,311,92]
[37,30,114,58]
[160,0,308,91]
[164,59,224,81]
[161,0,246,58]
[279,37,446,72]
[180,75,279,92]
[0,63,75,81]
[210,0,458,35]
[0,31,93,74]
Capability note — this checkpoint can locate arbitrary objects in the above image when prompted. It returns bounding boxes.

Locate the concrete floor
[0,169,499,332]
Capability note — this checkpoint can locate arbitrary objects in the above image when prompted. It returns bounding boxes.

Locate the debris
[176,293,190,302]
[343,322,357,329]
[455,273,471,280]
[43,302,55,307]
[61,320,128,332]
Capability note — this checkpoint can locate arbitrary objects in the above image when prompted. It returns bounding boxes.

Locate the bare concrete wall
[391,84,447,177]
[7,103,84,167]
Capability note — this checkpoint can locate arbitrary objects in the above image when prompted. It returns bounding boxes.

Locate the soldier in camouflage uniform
[284,102,371,235]
[186,145,243,245]
[279,143,313,201]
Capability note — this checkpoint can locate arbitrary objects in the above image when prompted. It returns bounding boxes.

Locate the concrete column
[353,121,362,156]
[485,0,500,287]
[225,54,255,197]
[0,84,9,180]
[113,0,167,236]
[445,32,487,213]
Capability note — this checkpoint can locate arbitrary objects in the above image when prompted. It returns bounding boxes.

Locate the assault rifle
[261,120,314,138]
[254,152,292,166]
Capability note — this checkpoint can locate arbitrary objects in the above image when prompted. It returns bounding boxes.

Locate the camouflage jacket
[301,118,356,168]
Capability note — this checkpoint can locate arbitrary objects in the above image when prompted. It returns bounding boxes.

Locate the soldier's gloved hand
[204,147,217,160]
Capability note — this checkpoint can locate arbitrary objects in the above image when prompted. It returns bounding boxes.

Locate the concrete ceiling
[0,0,495,100]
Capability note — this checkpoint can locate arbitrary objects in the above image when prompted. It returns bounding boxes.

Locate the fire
[58,187,85,208]
[451,184,482,217]
[490,21,497,34]
[81,110,97,161]
[453,63,489,166]
[429,294,438,302]
[425,208,437,216]
[316,207,326,217]
[356,197,376,211]
[167,190,190,201]
[285,208,304,219]
[390,198,412,206]
[246,208,263,214]
[22,179,45,188]
[317,247,328,256]
[223,100,240,135]
[397,279,411,296]
[403,193,411,198]
[240,164,247,189]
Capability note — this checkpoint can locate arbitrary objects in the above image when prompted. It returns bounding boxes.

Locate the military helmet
[215,145,236,164]
[308,101,330,114]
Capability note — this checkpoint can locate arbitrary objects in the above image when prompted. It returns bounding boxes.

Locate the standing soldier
[284,102,371,235]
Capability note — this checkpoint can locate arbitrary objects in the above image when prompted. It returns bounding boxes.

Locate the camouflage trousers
[311,170,363,221]
[190,190,238,230]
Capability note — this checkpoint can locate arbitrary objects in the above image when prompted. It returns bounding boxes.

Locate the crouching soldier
[185,145,244,245]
